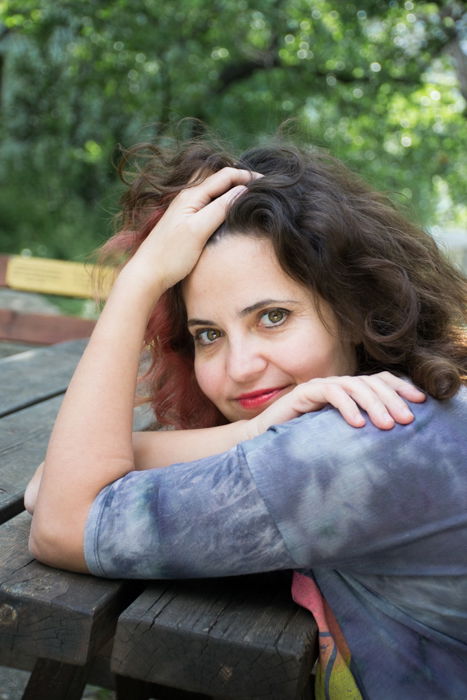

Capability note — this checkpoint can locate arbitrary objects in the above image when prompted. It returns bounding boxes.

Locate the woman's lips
[235,387,288,410]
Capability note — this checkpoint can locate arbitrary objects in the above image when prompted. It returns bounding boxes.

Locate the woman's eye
[260,308,289,327]
[195,328,222,345]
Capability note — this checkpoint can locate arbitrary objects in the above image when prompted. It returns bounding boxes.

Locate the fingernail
[228,185,248,199]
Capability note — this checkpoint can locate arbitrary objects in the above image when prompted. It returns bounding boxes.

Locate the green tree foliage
[0,0,465,259]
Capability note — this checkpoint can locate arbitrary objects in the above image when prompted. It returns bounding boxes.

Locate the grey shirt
[85,387,467,698]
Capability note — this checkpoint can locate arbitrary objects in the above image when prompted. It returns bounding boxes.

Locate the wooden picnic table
[0,339,318,700]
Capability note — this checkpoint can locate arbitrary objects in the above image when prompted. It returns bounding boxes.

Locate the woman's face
[183,235,356,422]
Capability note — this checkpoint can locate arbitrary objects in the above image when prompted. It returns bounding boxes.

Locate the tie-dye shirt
[84,387,467,699]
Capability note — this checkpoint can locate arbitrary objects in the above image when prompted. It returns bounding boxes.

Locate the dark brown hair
[101,139,467,428]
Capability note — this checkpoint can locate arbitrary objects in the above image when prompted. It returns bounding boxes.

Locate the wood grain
[0,255,8,286]
[3,255,113,299]
[0,308,96,345]
[0,339,87,417]
[0,395,155,523]
[0,340,318,698]
[22,659,90,700]
[0,512,142,666]
[0,395,64,522]
[0,339,155,522]
[112,572,317,700]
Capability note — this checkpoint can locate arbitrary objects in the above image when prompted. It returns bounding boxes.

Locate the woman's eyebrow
[187,317,215,328]
[187,299,299,327]
[239,299,299,316]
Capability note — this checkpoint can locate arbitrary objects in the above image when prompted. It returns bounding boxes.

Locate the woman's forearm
[29,168,253,571]
[133,420,255,469]
[24,421,255,519]
[132,374,426,470]
[30,270,164,570]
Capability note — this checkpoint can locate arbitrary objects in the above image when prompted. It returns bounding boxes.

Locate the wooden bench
[0,254,113,345]
[0,340,318,699]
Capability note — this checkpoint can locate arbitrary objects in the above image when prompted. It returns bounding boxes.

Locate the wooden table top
[0,340,317,700]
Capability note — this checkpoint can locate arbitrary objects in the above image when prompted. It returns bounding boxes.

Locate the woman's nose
[225,338,267,383]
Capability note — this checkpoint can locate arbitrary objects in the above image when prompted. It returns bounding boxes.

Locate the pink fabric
[292,571,362,699]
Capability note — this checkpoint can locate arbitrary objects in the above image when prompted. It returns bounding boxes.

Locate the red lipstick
[236,387,287,410]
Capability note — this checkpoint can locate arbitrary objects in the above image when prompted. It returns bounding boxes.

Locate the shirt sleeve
[243,390,467,573]
[84,441,298,578]
[84,390,467,579]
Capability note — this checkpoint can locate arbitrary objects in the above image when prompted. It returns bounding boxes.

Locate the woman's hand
[29,167,258,573]
[24,462,44,515]
[248,372,426,436]
[121,167,255,295]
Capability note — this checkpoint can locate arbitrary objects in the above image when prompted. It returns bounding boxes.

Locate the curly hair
[99,139,467,428]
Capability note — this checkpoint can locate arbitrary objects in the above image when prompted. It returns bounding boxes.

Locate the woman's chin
[220,404,263,423]
[224,388,292,422]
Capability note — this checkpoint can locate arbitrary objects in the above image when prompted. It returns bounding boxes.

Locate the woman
[27,141,467,698]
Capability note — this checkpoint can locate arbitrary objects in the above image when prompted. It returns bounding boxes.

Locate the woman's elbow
[28,518,89,574]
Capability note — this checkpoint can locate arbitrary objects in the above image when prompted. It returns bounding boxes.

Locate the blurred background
[0,0,466,270]
[0,3,465,695]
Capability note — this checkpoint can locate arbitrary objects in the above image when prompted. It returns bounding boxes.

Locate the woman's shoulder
[422,382,467,429]
[449,382,467,408]
[242,385,466,469]
[290,383,465,429]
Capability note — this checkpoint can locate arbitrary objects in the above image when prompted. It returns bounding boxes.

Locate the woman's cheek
[194,356,223,405]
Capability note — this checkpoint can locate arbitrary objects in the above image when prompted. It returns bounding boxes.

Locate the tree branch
[447,37,467,102]
[214,55,424,96]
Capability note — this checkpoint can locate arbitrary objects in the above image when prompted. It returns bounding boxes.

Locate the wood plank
[22,659,89,700]
[0,511,141,666]
[4,255,113,299]
[0,339,87,417]
[0,395,155,523]
[0,341,38,360]
[0,308,96,345]
[0,395,63,522]
[115,676,211,700]
[0,255,8,286]
[111,572,317,700]
[0,640,116,692]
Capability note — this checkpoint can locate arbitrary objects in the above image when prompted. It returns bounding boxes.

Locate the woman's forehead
[182,235,314,317]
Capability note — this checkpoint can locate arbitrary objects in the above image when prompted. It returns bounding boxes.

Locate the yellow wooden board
[5,256,114,298]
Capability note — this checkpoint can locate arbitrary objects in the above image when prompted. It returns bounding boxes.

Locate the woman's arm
[28,166,426,569]
[25,372,425,517]
[29,273,162,570]
[132,372,426,469]
[29,168,253,572]
[83,390,466,581]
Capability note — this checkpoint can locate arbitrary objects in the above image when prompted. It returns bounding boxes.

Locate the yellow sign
[5,256,114,298]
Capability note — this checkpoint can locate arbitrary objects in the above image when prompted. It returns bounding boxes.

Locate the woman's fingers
[251,373,425,434]
[191,183,248,234]
[125,167,260,292]
[24,461,44,515]
[370,372,426,402]
[357,374,425,426]
[337,377,401,429]
[303,384,367,428]
[296,374,426,431]
[185,167,259,209]
[178,167,259,238]
[173,167,258,216]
